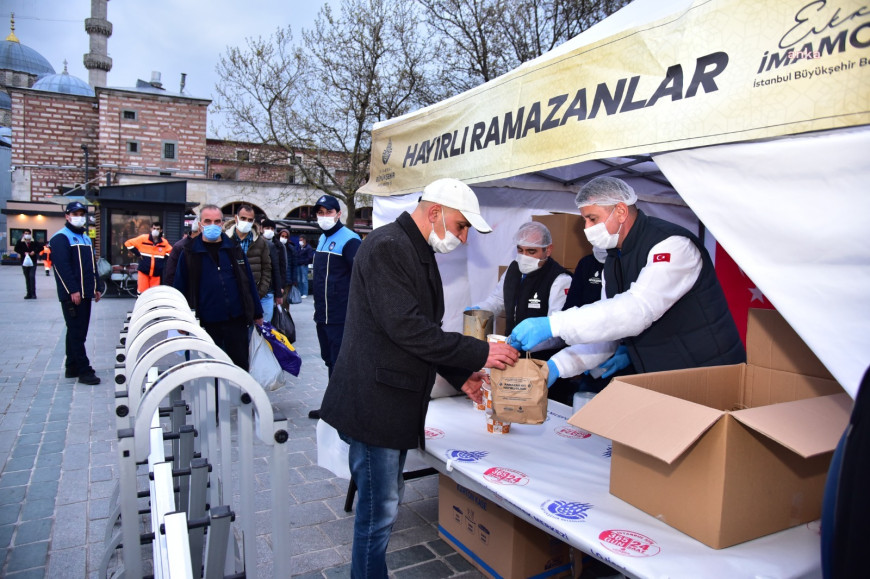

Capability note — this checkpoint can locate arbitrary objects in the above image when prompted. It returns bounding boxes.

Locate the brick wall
[98,90,208,175]
[10,90,99,200]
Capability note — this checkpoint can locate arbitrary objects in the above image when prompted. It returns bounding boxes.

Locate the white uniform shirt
[478,264,572,353]
[549,236,703,378]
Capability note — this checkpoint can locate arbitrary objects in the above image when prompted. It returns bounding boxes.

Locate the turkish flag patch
[653,253,671,263]
[564,288,570,295]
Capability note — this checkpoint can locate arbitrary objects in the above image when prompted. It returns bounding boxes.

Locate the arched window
[221,202,267,221]
[286,205,316,221]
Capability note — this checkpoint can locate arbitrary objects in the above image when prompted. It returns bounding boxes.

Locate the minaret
[83,0,112,87]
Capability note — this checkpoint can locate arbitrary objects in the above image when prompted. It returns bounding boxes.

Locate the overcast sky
[7,0,329,136]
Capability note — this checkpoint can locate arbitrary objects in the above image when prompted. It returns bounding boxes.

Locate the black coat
[320,212,489,450]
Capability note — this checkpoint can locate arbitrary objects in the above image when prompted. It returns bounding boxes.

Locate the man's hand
[254,317,264,327]
[94,291,102,303]
[485,343,519,369]
[71,292,82,305]
[461,371,489,404]
[276,297,283,306]
[597,345,630,378]
[508,317,552,351]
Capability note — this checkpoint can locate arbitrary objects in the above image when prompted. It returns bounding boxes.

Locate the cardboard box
[532,213,591,270]
[438,475,571,578]
[568,309,852,549]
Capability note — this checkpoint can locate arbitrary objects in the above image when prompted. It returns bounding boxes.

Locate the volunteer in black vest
[509,176,745,381]
[468,222,574,385]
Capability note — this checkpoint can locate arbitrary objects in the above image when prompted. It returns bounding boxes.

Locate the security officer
[50,201,104,385]
[308,194,361,419]
[125,222,173,294]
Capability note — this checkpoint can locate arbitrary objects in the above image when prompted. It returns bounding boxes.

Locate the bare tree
[418,0,630,96]
[213,0,432,228]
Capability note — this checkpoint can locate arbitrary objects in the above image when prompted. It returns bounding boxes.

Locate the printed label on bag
[599,530,661,557]
[483,467,529,485]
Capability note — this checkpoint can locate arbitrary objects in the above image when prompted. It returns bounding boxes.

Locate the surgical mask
[190,220,199,233]
[317,216,337,231]
[516,253,543,274]
[279,237,288,245]
[427,210,462,254]
[584,208,621,250]
[262,229,275,240]
[70,216,87,228]
[236,220,253,234]
[23,234,32,241]
[203,224,222,241]
[592,245,608,264]
[151,229,160,238]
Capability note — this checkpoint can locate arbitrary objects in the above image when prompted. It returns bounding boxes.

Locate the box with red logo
[438,475,572,578]
[531,212,591,271]
[568,309,852,549]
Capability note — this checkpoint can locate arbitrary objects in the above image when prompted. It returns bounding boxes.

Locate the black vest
[604,211,745,373]
[503,257,566,333]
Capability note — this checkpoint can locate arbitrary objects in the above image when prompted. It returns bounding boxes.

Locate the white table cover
[422,396,823,579]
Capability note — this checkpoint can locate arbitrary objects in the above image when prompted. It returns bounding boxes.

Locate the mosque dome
[0,17,55,77]
[32,61,95,96]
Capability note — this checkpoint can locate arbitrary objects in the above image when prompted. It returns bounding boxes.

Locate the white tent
[366,0,870,397]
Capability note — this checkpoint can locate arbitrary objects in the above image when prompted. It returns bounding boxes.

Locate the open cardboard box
[531,213,590,270]
[568,309,852,549]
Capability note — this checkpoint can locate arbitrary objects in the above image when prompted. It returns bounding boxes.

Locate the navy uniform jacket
[50,224,105,301]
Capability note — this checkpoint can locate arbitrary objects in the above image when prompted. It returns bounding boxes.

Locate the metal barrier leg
[177,425,196,513]
[187,458,210,579]
[202,506,233,579]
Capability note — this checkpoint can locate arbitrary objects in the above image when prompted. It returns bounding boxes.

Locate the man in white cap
[510,176,745,380]
[320,178,518,579]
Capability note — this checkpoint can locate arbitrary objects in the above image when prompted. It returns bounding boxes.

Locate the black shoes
[65,368,79,378]
[78,372,101,385]
[308,409,321,419]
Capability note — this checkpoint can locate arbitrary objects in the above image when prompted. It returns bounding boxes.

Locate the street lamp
[81,144,89,190]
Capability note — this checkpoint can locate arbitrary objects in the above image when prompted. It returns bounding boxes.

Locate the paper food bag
[490,357,549,424]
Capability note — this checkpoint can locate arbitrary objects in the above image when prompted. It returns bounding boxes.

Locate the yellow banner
[362,0,870,196]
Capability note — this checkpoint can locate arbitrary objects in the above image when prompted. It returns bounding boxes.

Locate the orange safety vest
[125,234,173,277]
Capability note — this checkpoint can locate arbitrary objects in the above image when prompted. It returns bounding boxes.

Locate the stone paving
[0,263,487,578]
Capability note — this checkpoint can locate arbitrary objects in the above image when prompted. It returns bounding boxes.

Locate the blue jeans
[340,432,407,579]
[260,292,274,323]
[296,265,309,296]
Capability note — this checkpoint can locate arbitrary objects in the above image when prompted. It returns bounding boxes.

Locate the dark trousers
[61,298,93,374]
[202,316,250,371]
[316,322,345,378]
[23,266,37,298]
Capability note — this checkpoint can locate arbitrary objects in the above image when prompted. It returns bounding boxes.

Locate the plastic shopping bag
[272,305,296,343]
[258,322,302,377]
[248,327,284,390]
[97,257,112,279]
[288,285,302,305]
[22,254,33,267]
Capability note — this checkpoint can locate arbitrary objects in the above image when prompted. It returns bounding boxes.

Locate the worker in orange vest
[41,244,52,276]
[125,222,173,294]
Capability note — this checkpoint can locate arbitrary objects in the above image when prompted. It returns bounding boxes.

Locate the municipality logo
[541,500,594,522]
[445,449,488,463]
[382,138,393,164]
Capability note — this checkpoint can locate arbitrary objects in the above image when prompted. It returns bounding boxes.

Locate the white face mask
[317,215,337,231]
[592,245,609,263]
[427,209,462,254]
[151,229,160,238]
[70,216,87,228]
[584,207,621,250]
[262,229,275,240]
[279,237,288,244]
[516,253,543,274]
[190,220,199,233]
[23,234,32,241]
[236,220,253,234]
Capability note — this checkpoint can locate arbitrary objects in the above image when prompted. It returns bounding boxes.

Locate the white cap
[421,178,492,233]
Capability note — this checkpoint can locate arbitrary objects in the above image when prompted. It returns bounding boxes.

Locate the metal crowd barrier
[100,287,291,578]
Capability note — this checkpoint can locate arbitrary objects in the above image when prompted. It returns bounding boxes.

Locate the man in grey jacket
[320,178,518,579]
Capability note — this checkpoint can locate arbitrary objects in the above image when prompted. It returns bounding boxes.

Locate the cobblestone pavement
[0,264,486,578]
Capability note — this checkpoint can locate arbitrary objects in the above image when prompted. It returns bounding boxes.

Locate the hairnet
[575,176,638,208]
[513,221,552,248]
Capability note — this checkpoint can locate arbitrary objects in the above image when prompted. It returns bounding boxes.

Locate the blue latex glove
[508,317,553,351]
[546,359,559,388]
[464,306,481,311]
[596,345,630,378]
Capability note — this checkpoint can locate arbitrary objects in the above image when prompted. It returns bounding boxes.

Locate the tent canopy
[367,0,870,396]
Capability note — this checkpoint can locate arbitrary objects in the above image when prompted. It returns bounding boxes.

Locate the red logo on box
[599,530,661,557]
[483,467,530,486]
[555,426,592,439]
[653,253,670,263]
[424,427,444,439]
